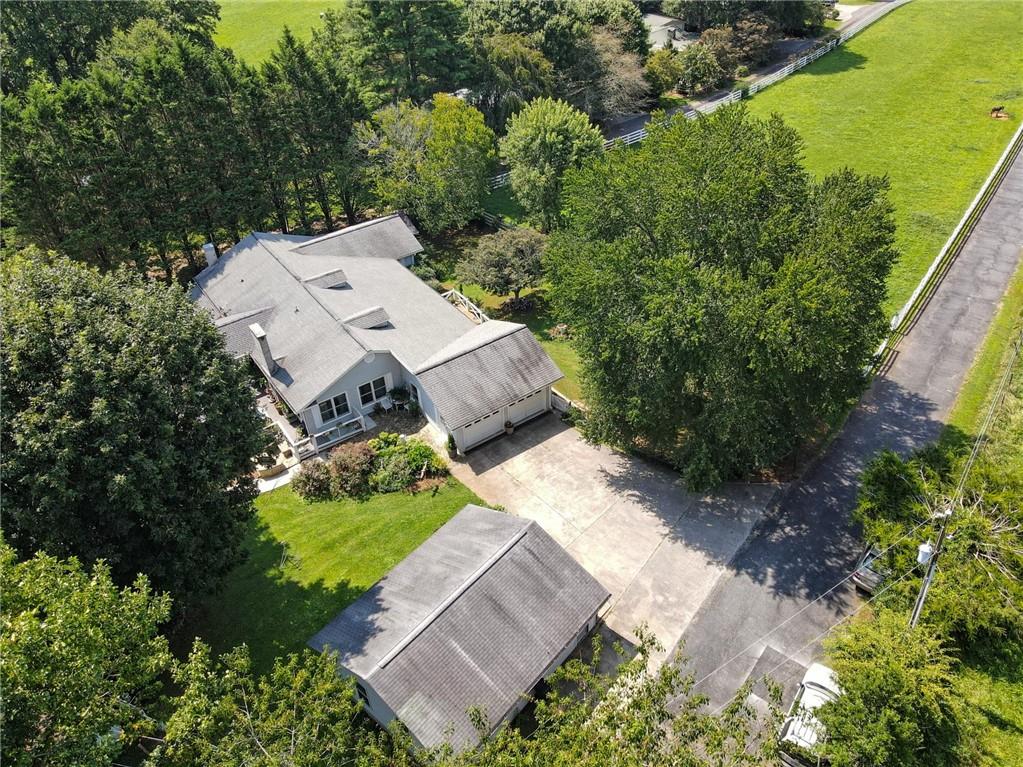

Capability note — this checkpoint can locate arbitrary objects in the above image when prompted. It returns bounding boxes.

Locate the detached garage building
[308,505,610,751]
[191,214,563,455]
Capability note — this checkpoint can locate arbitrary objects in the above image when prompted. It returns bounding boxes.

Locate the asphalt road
[672,143,1023,709]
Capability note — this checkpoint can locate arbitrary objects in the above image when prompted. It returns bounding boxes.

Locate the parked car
[779,662,841,766]
[851,544,886,594]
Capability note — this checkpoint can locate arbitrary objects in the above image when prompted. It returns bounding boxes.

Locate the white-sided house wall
[299,352,404,436]
[335,666,399,735]
[402,369,445,438]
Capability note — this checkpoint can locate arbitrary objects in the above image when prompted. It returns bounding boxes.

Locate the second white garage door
[462,409,504,450]
[508,389,546,425]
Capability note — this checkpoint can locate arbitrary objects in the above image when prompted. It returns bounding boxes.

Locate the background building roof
[309,505,609,751]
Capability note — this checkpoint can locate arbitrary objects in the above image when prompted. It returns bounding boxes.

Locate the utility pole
[909,506,953,628]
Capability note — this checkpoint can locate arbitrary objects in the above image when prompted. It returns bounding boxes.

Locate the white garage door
[508,388,547,425]
[462,409,504,450]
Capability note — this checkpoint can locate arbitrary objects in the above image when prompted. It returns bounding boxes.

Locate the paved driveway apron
[448,414,777,665]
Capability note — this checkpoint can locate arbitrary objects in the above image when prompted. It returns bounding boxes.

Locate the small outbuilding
[309,505,610,751]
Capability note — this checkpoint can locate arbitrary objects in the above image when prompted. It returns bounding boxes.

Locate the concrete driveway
[447,413,777,664]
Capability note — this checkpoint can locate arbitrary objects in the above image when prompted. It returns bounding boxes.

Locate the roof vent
[343,306,390,329]
[303,268,348,289]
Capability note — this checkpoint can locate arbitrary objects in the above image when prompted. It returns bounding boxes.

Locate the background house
[309,504,610,751]
[191,215,563,455]
[642,12,698,51]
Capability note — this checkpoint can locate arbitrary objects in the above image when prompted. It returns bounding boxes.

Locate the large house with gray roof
[309,504,610,751]
[191,214,563,454]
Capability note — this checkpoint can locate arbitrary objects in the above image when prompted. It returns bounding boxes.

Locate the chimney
[203,242,218,268]
[249,323,277,373]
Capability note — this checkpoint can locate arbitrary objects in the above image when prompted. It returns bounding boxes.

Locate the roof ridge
[414,322,526,374]
[372,515,533,673]
[253,233,370,357]
[289,215,398,251]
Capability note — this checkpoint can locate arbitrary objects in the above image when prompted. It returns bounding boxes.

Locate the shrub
[368,431,401,452]
[327,442,376,498]
[369,451,416,493]
[402,438,448,476]
[291,461,332,501]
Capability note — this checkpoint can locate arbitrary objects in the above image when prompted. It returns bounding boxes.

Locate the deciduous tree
[0,256,267,607]
[499,97,604,230]
[1,543,172,767]
[645,48,685,96]
[148,644,403,767]
[677,43,725,95]
[470,33,553,131]
[546,106,897,488]
[817,611,980,767]
[458,227,547,300]
[358,94,495,233]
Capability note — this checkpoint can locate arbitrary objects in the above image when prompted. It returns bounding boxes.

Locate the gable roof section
[416,325,564,429]
[289,214,423,260]
[213,307,273,358]
[309,505,609,751]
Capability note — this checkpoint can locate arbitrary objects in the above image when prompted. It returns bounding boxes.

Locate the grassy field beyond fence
[746,0,1023,316]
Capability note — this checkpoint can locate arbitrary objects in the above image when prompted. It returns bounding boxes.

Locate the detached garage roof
[309,505,609,751]
[415,323,563,429]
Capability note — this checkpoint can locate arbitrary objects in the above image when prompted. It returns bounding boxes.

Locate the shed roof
[309,505,609,751]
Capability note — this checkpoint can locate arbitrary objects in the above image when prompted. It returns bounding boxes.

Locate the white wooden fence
[487,0,913,189]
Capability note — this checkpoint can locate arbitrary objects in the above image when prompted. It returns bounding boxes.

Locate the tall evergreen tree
[324,0,469,106]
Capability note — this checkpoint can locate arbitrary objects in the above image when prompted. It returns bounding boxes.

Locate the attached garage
[414,322,564,454]
[461,409,505,450]
[507,388,547,425]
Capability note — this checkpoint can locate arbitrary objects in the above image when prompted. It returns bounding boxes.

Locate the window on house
[317,393,351,423]
[409,383,419,402]
[355,683,370,706]
[359,376,387,406]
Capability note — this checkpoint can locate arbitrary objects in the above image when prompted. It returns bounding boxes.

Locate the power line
[710,562,922,715]
[670,516,932,705]
[910,327,1022,627]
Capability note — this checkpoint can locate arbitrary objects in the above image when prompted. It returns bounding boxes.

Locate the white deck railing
[441,288,490,323]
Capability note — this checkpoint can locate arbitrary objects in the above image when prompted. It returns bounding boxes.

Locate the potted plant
[446,433,457,457]
[504,420,514,435]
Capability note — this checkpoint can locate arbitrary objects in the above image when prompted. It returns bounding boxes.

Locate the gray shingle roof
[192,216,561,422]
[309,505,609,751]
[289,214,423,259]
[416,326,564,429]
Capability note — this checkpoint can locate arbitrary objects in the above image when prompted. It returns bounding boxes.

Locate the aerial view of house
[2,1,1021,766]
[191,213,563,456]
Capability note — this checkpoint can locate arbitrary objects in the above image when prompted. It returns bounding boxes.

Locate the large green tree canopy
[547,106,897,488]
[1,543,172,767]
[0,255,267,606]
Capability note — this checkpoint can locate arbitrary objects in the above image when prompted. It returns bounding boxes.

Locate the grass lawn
[214,0,344,63]
[946,260,1023,435]
[963,651,1023,767]
[483,185,529,227]
[745,0,1023,316]
[180,479,482,674]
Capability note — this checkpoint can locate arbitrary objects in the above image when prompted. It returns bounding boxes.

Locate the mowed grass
[745,0,1023,316]
[214,0,344,63]
[180,480,482,674]
[946,260,1023,435]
